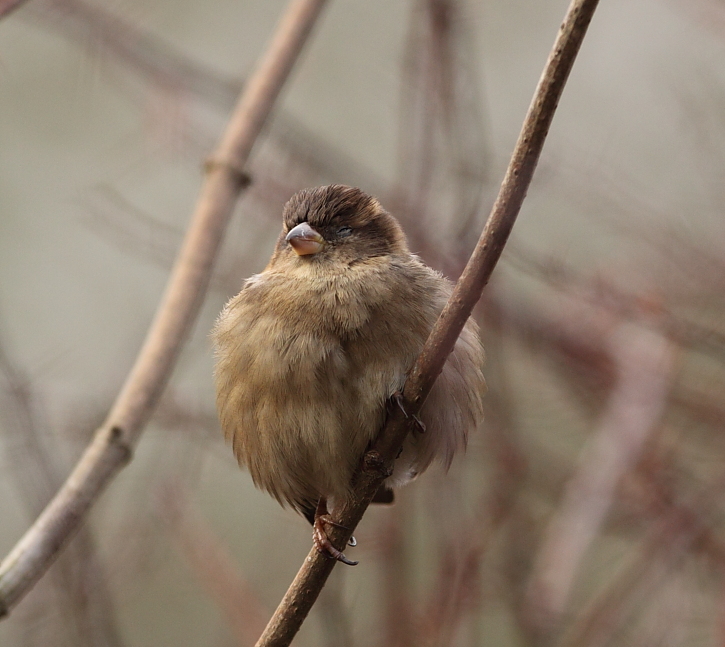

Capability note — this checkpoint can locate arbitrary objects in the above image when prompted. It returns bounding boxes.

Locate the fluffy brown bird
[213,185,485,564]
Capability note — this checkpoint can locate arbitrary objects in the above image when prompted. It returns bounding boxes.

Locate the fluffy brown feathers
[213,185,485,527]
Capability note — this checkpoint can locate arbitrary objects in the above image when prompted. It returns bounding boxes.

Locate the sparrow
[212,185,485,564]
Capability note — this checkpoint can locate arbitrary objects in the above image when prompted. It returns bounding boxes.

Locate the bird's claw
[391,391,426,433]
[392,391,407,415]
[313,515,358,566]
[411,414,426,433]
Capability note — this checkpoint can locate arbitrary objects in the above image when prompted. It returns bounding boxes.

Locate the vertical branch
[0,0,329,617]
[525,320,674,637]
[158,484,270,647]
[378,499,418,647]
[254,1,601,646]
[393,0,489,275]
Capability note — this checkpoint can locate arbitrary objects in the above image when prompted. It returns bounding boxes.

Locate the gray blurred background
[2,0,725,645]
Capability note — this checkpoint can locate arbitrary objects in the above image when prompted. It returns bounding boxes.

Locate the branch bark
[254,1,601,645]
[0,0,328,618]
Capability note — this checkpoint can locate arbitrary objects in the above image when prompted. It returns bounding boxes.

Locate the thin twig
[0,0,26,19]
[27,0,241,106]
[253,1,601,645]
[0,0,328,618]
[561,475,725,647]
[0,335,123,646]
[158,484,270,647]
[24,0,373,187]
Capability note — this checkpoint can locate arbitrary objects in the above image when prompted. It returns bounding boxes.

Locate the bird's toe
[312,515,358,566]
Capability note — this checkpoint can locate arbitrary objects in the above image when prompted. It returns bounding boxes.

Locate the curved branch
[0,0,329,618]
[253,1,601,645]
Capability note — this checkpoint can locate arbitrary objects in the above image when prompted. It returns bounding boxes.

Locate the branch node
[203,156,253,189]
[109,426,133,465]
[362,450,391,478]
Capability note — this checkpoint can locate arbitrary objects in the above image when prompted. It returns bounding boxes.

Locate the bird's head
[268,185,408,269]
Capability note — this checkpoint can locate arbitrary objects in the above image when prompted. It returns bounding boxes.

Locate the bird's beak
[285,222,325,256]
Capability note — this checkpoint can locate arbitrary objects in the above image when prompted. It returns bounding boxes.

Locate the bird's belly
[217,317,406,508]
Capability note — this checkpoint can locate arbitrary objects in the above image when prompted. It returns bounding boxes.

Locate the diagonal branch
[0,0,329,618]
[253,1,601,646]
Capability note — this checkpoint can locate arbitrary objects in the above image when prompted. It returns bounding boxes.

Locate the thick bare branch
[0,0,328,618]
[253,1,601,645]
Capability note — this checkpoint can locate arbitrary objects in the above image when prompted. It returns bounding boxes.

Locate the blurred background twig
[0,0,328,621]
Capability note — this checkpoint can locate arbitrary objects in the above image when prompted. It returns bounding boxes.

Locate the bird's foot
[390,391,426,433]
[313,498,358,566]
[313,516,358,565]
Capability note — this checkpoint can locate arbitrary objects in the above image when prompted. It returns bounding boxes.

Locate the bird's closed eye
[336,226,353,238]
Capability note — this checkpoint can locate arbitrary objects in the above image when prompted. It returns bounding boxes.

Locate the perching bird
[212,185,485,564]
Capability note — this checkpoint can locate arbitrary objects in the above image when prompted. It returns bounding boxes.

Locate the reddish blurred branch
[525,316,674,637]
[158,484,269,647]
[0,336,122,646]
[27,0,241,106]
[0,0,25,19]
[253,1,601,645]
[20,0,371,187]
[562,474,725,647]
[0,0,328,618]
[394,0,490,270]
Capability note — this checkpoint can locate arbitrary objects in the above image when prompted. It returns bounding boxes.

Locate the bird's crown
[282,185,381,231]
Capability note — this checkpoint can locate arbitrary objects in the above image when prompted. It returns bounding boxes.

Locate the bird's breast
[212,257,445,506]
